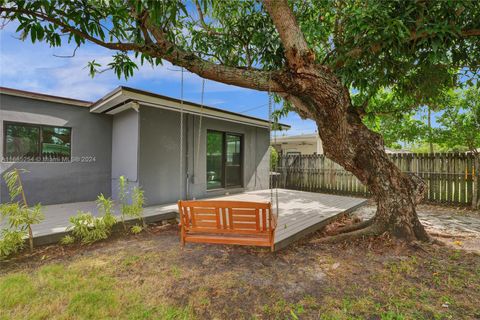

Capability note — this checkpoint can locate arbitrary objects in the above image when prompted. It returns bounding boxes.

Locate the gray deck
[13,189,367,249]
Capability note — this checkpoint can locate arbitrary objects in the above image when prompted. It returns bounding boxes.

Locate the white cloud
[0,45,248,101]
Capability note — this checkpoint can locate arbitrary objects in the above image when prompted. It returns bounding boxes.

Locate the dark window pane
[42,126,71,161]
[225,134,242,187]
[206,131,224,189]
[5,124,40,161]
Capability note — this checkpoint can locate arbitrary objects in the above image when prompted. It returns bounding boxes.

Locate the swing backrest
[178,200,276,235]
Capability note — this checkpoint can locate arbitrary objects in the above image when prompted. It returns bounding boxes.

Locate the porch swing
[177,68,280,251]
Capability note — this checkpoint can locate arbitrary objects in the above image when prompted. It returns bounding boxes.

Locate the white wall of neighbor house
[273,134,324,155]
[111,108,139,201]
[281,142,317,155]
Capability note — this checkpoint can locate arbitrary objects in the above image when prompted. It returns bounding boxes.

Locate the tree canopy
[2,0,479,103]
[364,86,480,153]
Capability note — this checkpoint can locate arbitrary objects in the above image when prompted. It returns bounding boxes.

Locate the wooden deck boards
[15,189,367,249]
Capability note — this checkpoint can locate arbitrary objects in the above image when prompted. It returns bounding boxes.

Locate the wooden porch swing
[176,69,279,251]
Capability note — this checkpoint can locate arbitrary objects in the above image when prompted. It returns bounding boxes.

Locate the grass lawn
[0,221,479,320]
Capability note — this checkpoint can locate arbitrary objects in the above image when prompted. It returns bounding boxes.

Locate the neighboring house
[272,133,323,156]
[272,132,408,155]
[0,86,289,205]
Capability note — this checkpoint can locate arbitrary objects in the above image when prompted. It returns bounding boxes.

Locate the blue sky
[0,22,317,136]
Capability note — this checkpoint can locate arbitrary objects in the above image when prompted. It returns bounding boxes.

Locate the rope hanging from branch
[268,72,280,218]
[179,67,185,200]
[195,79,206,186]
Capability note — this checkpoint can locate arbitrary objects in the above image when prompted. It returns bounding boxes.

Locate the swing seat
[177,200,276,251]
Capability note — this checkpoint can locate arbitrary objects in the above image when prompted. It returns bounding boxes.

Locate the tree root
[427,231,464,239]
[333,218,374,235]
[428,237,446,246]
[312,224,384,244]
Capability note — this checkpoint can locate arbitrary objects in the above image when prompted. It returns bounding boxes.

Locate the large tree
[2,0,479,242]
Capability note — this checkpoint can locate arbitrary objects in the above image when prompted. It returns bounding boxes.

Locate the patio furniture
[176,72,280,251]
[177,200,276,251]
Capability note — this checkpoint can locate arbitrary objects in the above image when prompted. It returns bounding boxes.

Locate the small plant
[60,235,75,245]
[130,225,143,235]
[0,169,44,257]
[129,187,145,227]
[96,194,116,227]
[67,194,117,244]
[0,229,26,259]
[68,210,114,244]
[118,176,146,230]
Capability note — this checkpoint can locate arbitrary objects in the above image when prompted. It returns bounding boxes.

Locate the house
[272,132,409,155]
[272,133,323,155]
[0,86,289,205]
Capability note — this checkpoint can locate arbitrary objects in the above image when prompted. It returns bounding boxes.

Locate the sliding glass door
[225,134,242,187]
[206,130,243,190]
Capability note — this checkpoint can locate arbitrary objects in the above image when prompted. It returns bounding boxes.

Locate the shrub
[128,187,145,227]
[96,194,116,227]
[68,194,117,244]
[69,211,115,245]
[130,225,143,235]
[0,229,26,259]
[60,235,75,245]
[0,169,44,256]
[118,176,145,229]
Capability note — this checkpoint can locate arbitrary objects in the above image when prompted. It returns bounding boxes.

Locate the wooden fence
[276,153,479,206]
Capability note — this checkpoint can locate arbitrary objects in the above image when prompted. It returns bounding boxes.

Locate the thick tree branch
[262,0,315,70]
[460,29,480,37]
[2,5,285,93]
[144,19,284,92]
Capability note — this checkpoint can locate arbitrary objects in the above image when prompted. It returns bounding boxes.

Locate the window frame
[206,129,244,190]
[3,121,72,162]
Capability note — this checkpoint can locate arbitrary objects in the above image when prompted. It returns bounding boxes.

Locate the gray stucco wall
[111,109,139,200]
[0,94,112,205]
[138,105,269,206]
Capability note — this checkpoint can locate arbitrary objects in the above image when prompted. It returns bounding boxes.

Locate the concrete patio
[19,189,367,250]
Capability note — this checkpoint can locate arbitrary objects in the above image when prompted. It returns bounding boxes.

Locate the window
[3,122,71,162]
[206,130,243,190]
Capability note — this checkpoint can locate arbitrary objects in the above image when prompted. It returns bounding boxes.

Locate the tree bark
[277,65,430,242]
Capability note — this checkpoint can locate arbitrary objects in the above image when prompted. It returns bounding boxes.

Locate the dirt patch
[355,200,480,253]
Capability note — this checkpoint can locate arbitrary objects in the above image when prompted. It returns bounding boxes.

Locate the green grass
[0,262,192,320]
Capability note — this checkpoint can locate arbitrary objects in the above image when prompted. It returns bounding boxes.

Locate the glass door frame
[206,129,244,190]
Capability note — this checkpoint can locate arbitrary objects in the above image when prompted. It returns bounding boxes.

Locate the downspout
[254,127,258,188]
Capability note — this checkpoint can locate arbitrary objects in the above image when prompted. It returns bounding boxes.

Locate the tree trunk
[280,66,430,242]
